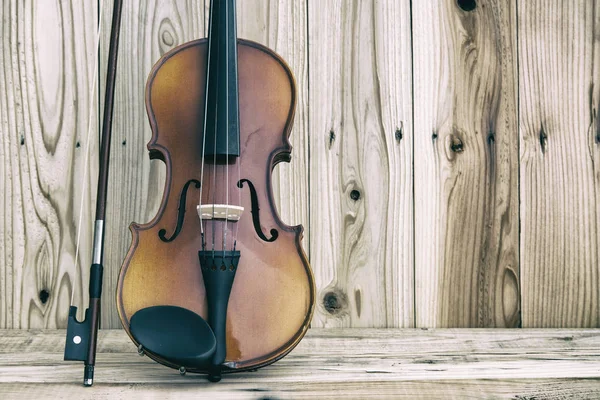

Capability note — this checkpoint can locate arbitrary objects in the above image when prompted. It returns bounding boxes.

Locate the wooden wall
[1,0,598,330]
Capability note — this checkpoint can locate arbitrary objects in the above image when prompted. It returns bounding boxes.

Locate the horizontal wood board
[1,329,600,399]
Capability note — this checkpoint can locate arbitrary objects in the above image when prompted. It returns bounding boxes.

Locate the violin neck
[204,0,240,159]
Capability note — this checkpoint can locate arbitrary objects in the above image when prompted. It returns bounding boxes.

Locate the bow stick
[64,0,123,387]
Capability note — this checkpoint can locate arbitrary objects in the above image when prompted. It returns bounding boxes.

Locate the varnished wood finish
[3,329,600,399]
[116,39,315,372]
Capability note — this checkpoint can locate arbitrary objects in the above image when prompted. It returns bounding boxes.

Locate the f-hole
[237,179,278,242]
[158,179,201,242]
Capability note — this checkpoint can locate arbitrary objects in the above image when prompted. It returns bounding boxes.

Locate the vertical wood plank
[519,0,600,327]
[101,1,204,328]
[101,0,307,328]
[236,0,310,255]
[309,0,414,327]
[413,0,520,327]
[0,1,98,328]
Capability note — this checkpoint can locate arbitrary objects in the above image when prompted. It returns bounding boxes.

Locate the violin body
[116,39,315,374]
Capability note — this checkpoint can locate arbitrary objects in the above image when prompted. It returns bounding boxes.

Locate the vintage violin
[115,0,315,381]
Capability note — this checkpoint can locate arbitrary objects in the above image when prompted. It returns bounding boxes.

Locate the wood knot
[39,290,50,304]
[323,290,348,315]
[457,0,477,12]
[449,134,464,153]
[161,30,174,47]
[158,19,178,54]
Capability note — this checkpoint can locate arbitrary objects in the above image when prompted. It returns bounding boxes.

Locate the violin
[115,0,315,381]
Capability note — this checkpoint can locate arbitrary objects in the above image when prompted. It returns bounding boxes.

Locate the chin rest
[129,305,216,368]
[129,251,240,381]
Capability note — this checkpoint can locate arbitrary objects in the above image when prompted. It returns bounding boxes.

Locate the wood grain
[100,0,205,329]
[308,0,414,328]
[519,0,600,327]
[1,329,600,399]
[413,0,520,327]
[100,0,309,329]
[3,0,600,331]
[237,0,310,255]
[0,1,98,328]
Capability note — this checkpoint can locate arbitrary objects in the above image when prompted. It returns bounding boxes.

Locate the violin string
[211,65,217,254]
[211,88,218,255]
[211,0,220,256]
[233,0,241,256]
[72,0,104,306]
[199,0,214,251]
[223,0,229,256]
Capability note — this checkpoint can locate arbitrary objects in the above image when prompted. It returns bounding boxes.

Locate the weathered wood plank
[413,0,520,327]
[519,0,600,327]
[100,1,205,329]
[1,380,600,400]
[237,0,310,254]
[308,0,414,328]
[0,1,98,328]
[1,329,600,399]
[99,0,309,329]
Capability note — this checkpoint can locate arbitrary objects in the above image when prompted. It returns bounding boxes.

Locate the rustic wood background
[0,0,598,330]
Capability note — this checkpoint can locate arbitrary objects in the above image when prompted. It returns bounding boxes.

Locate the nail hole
[457,0,477,12]
[20,135,25,145]
[487,132,495,145]
[122,139,126,146]
[76,141,81,148]
[432,132,438,141]
[350,190,361,201]
[39,290,50,304]
[329,130,336,148]
[395,127,403,142]
[539,125,548,153]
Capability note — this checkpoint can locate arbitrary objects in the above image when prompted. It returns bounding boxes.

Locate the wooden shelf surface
[1,329,599,399]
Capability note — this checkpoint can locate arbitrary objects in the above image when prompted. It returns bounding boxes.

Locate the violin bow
[64,0,123,387]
